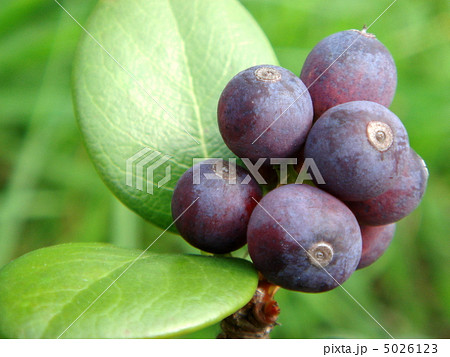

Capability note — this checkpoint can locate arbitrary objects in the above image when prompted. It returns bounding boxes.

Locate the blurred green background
[0,0,448,338]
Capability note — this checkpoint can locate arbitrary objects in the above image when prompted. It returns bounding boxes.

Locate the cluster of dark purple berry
[171,29,428,293]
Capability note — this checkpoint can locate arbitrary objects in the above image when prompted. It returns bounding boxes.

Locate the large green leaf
[73,0,277,229]
[0,244,258,338]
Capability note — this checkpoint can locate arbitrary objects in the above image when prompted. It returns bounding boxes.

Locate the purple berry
[247,184,362,292]
[347,150,428,226]
[171,159,262,254]
[357,224,396,269]
[304,101,410,201]
[300,29,397,119]
[218,65,313,161]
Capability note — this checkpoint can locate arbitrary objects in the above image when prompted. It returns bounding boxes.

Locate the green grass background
[0,0,448,338]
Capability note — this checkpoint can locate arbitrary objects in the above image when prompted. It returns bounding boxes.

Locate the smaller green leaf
[0,243,258,338]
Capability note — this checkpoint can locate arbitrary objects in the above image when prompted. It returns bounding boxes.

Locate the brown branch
[217,275,280,339]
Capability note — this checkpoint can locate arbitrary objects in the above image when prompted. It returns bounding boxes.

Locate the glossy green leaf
[0,244,258,338]
[73,0,278,229]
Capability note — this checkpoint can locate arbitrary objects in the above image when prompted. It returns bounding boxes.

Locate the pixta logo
[126,148,171,194]
[193,157,325,185]
[126,148,325,195]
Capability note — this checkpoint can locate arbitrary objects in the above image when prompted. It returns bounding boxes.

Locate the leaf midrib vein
[166,0,208,157]
[41,256,139,338]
